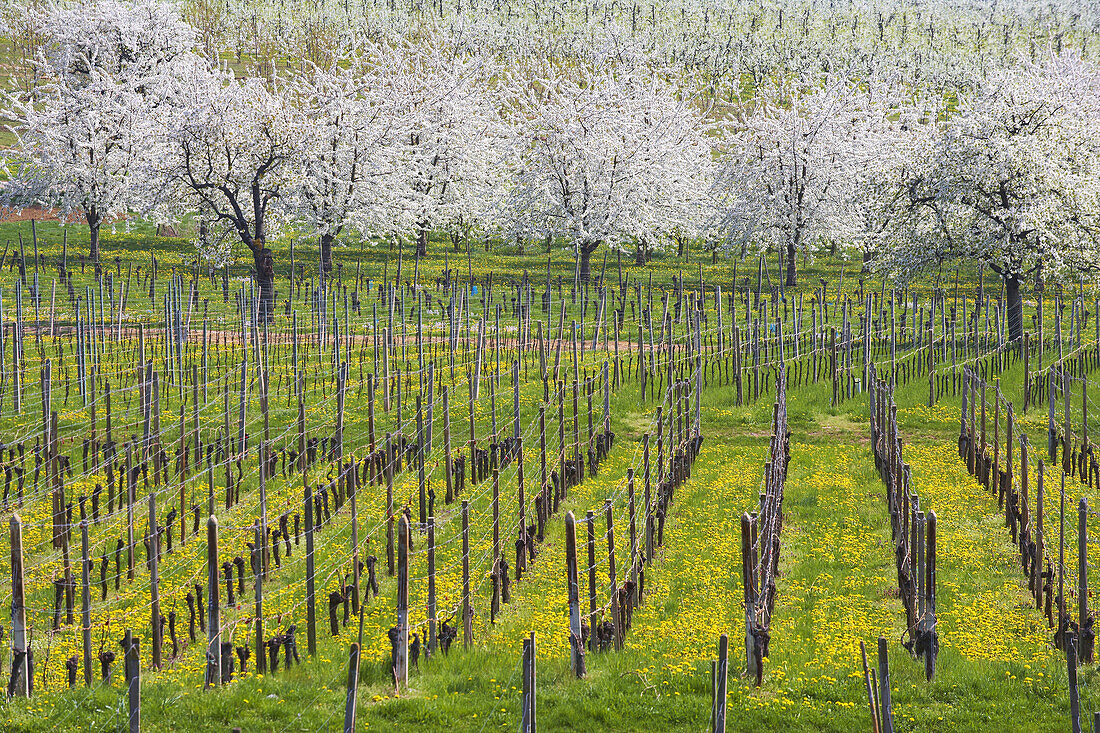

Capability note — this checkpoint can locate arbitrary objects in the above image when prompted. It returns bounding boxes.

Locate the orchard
[0,0,1095,730]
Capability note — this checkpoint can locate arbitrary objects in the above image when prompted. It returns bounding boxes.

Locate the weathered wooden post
[586,511,597,653]
[860,641,880,733]
[714,633,728,733]
[396,513,410,688]
[417,395,426,526]
[301,382,317,658]
[741,513,758,683]
[10,515,29,697]
[149,491,162,669]
[343,642,360,733]
[924,512,937,682]
[462,500,472,649]
[878,636,894,733]
[254,520,265,674]
[443,386,453,504]
[81,520,92,685]
[521,632,537,733]
[643,433,653,564]
[1035,465,1046,608]
[606,500,621,649]
[386,432,395,576]
[1080,498,1093,663]
[206,515,220,689]
[1069,634,1082,733]
[126,636,140,733]
[565,512,585,677]
[492,467,501,621]
[427,515,437,657]
[627,468,637,598]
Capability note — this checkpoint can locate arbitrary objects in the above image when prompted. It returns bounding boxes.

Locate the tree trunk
[1006,273,1024,343]
[416,226,428,258]
[320,233,334,273]
[861,249,873,274]
[252,243,276,323]
[89,223,100,263]
[578,242,600,283]
[86,209,101,263]
[785,240,797,288]
[634,241,647,266]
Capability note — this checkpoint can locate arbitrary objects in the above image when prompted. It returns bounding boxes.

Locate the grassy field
[0,221,1090,732]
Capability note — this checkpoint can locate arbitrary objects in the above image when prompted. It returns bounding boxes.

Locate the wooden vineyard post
[513,359,521,440]
[254,520,265,674]
[572,380,580,476]
[643,434,653,564]
[714,633,728,733]
[426,361,435,454]
[1080,498,1093,663]
[517,444,527,579]
[126,636,140,733]
[206,515,220,689]
[924,512,937,682]
[558,383,566,507]
[462,500,472,649]
[1065,370,1073,476]
[521,632,536,733]
[417,395,426,526]
[396,513,410,689]
[1069,635,1082,733]
[586,510,596,653]
[1023,333,1031,411]
[1083,366,1089,464]
[149,490,162,670]
[1059,472,1068,637]
[538,405,548,535]
[10,515,29,697]
[492,468,501,621]
[343,643,360,733]
[860,641,880,733]
[606,500,621,649]
[81,520,92,686]
[126,447,136,581]
[1035,465,1045,608]
[741,513,758,684]
[1050,371,1059,465]
[627,468,637,598]
[993,398,1001,500]
[302,384,317,658]
[443,386,453,504]
[427,515,436,657]
[877,636,894,733]
[386,433,395,576]
[564,512,585,677]
[469,373,478,484]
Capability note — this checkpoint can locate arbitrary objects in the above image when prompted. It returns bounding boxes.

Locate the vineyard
[0,0,1098,729]
[0,224,1084,731]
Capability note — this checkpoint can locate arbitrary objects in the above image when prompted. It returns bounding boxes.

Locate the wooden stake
[343,643,360,733]
[462,500,471,649]
[565,512,585,677]
[80,520,91,685]
[396,513,409,689]
[206,515,220,688]
[10,515,28,697]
